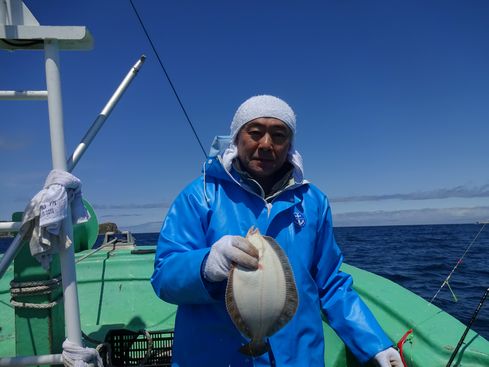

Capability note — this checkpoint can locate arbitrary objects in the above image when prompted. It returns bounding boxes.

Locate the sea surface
[1,223,488,340]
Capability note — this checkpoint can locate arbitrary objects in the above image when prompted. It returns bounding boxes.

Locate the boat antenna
[446,287,489,367]
[129,0,207,158]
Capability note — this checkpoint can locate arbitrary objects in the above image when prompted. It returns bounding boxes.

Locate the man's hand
[372,347,404,367]
[203,235,259,282]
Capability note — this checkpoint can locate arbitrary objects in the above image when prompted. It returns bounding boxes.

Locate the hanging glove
[20,169,90,270]
[203,235,259,282]
[372,347,404,367]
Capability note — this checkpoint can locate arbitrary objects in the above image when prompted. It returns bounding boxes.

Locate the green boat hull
[1,244,488,366]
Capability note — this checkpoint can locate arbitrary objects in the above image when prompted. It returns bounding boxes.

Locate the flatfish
[225,227,298,356]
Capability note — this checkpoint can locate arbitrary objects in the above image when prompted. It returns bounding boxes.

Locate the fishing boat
[1,1,489,366]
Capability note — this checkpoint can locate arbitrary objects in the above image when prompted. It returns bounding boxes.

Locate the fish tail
[239,339,269,357]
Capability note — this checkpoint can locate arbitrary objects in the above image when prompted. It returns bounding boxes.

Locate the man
[151,95,403,366]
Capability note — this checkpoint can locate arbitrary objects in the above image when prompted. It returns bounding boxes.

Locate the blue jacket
[151,156,392,366]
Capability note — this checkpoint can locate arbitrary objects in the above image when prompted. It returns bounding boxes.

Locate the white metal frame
[0,1,145,365]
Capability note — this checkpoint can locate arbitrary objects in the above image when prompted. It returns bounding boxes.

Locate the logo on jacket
[293,211,306,228]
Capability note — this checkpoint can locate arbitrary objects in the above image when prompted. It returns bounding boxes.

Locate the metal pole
[0,232,24,278]
[0,56,146,278]
[44,38,83,347]
[0,90,48,100]
[0,221,21,232]
[0,353,63,366]
[66,55,146,171]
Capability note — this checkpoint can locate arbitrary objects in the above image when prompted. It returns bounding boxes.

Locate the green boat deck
[1,243,488,366]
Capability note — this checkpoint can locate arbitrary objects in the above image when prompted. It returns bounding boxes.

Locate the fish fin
[239,339,269,357]
[262,235,299,335]
[225,268,253,339]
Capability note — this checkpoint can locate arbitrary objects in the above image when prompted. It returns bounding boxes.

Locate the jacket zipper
[216,157,306,218]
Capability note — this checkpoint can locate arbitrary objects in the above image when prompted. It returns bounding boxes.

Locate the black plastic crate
[105,329,173,366]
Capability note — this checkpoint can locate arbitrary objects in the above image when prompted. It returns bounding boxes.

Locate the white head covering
[230,95,296,141]
[220,95,304,182]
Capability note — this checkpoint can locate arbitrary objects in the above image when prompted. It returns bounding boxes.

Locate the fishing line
[395,222,488,365]
[129,0,207,158]
[430,222,487,304]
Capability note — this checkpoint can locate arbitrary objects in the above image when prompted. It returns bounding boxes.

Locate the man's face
[236,117,292,181]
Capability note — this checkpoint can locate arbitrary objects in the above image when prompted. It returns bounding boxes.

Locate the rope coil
[10,298,62,309]
[10,276,63,309]
[10,276,62,295]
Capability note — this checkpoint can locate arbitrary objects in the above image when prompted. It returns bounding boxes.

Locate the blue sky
[1,0,489,233]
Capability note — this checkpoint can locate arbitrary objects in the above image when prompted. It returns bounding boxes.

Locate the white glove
[203,235,259,282]
[372,347,404,367]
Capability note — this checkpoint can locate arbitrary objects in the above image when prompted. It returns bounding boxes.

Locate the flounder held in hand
[225,228,299,356]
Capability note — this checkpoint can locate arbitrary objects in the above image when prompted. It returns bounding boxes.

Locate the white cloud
[332,184,489,203]
[120,221,163,234]
[333,206,489,227]
[92,202,171,210]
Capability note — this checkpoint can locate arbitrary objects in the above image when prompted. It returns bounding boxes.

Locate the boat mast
[0,0,92,362]
[44,37,84,346]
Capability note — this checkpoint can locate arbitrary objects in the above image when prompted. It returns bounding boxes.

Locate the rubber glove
[203,235,259,282]
[372,347,404,367]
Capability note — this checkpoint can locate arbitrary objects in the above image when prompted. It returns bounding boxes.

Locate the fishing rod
[397,222,488,365]
[430,222,487,304]
[446,287,489,367]
[128,0,207,158]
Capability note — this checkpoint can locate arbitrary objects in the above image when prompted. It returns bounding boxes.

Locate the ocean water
[1,223,488,340]
[335,224,489,341]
